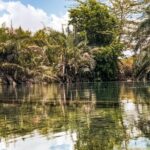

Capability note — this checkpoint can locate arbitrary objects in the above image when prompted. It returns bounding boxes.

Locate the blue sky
[24,0,67,15]
[2,0,73,15]
[2,0,107,15]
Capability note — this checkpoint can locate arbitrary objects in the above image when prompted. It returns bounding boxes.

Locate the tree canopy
[69,0,118,46]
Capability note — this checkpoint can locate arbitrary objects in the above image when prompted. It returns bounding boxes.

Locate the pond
[0,82,150,150]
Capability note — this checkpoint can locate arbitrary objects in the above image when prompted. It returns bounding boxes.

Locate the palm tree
[134,5,150,81]
[0,27,51,84]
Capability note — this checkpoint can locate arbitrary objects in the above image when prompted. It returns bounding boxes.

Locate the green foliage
[68,0,124,81]
[0,27,9,42]
[69,0,118,46]
[93,43,123,81]
[134,46,150,80]
[0,25,123,83]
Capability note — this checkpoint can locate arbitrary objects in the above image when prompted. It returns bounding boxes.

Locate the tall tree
[69,0,124,81]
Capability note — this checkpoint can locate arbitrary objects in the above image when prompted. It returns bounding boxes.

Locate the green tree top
[69,0,118,46]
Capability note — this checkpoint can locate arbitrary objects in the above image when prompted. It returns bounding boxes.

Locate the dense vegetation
[0,0,149,84]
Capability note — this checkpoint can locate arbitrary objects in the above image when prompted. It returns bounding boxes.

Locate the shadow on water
[0,82,150,150]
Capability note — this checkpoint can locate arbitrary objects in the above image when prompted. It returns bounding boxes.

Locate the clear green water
[0,82,150,150]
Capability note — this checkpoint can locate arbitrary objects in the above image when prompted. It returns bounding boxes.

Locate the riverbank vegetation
[0,0,149,84]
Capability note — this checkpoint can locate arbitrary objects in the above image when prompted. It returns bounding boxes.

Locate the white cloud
[50,12,70,32]
[0,0,70,32]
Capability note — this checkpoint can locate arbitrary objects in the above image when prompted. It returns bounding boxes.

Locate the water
[0,82,150,150]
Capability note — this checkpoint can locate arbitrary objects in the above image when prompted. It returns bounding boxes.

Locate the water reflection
[0,82,150,150]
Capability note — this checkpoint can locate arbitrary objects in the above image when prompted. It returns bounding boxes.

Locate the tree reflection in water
[0,82,149,150]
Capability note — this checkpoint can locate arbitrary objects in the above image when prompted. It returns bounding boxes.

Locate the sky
[0,0,108,32]
[0,0,75,32]
[11,0,70,15]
